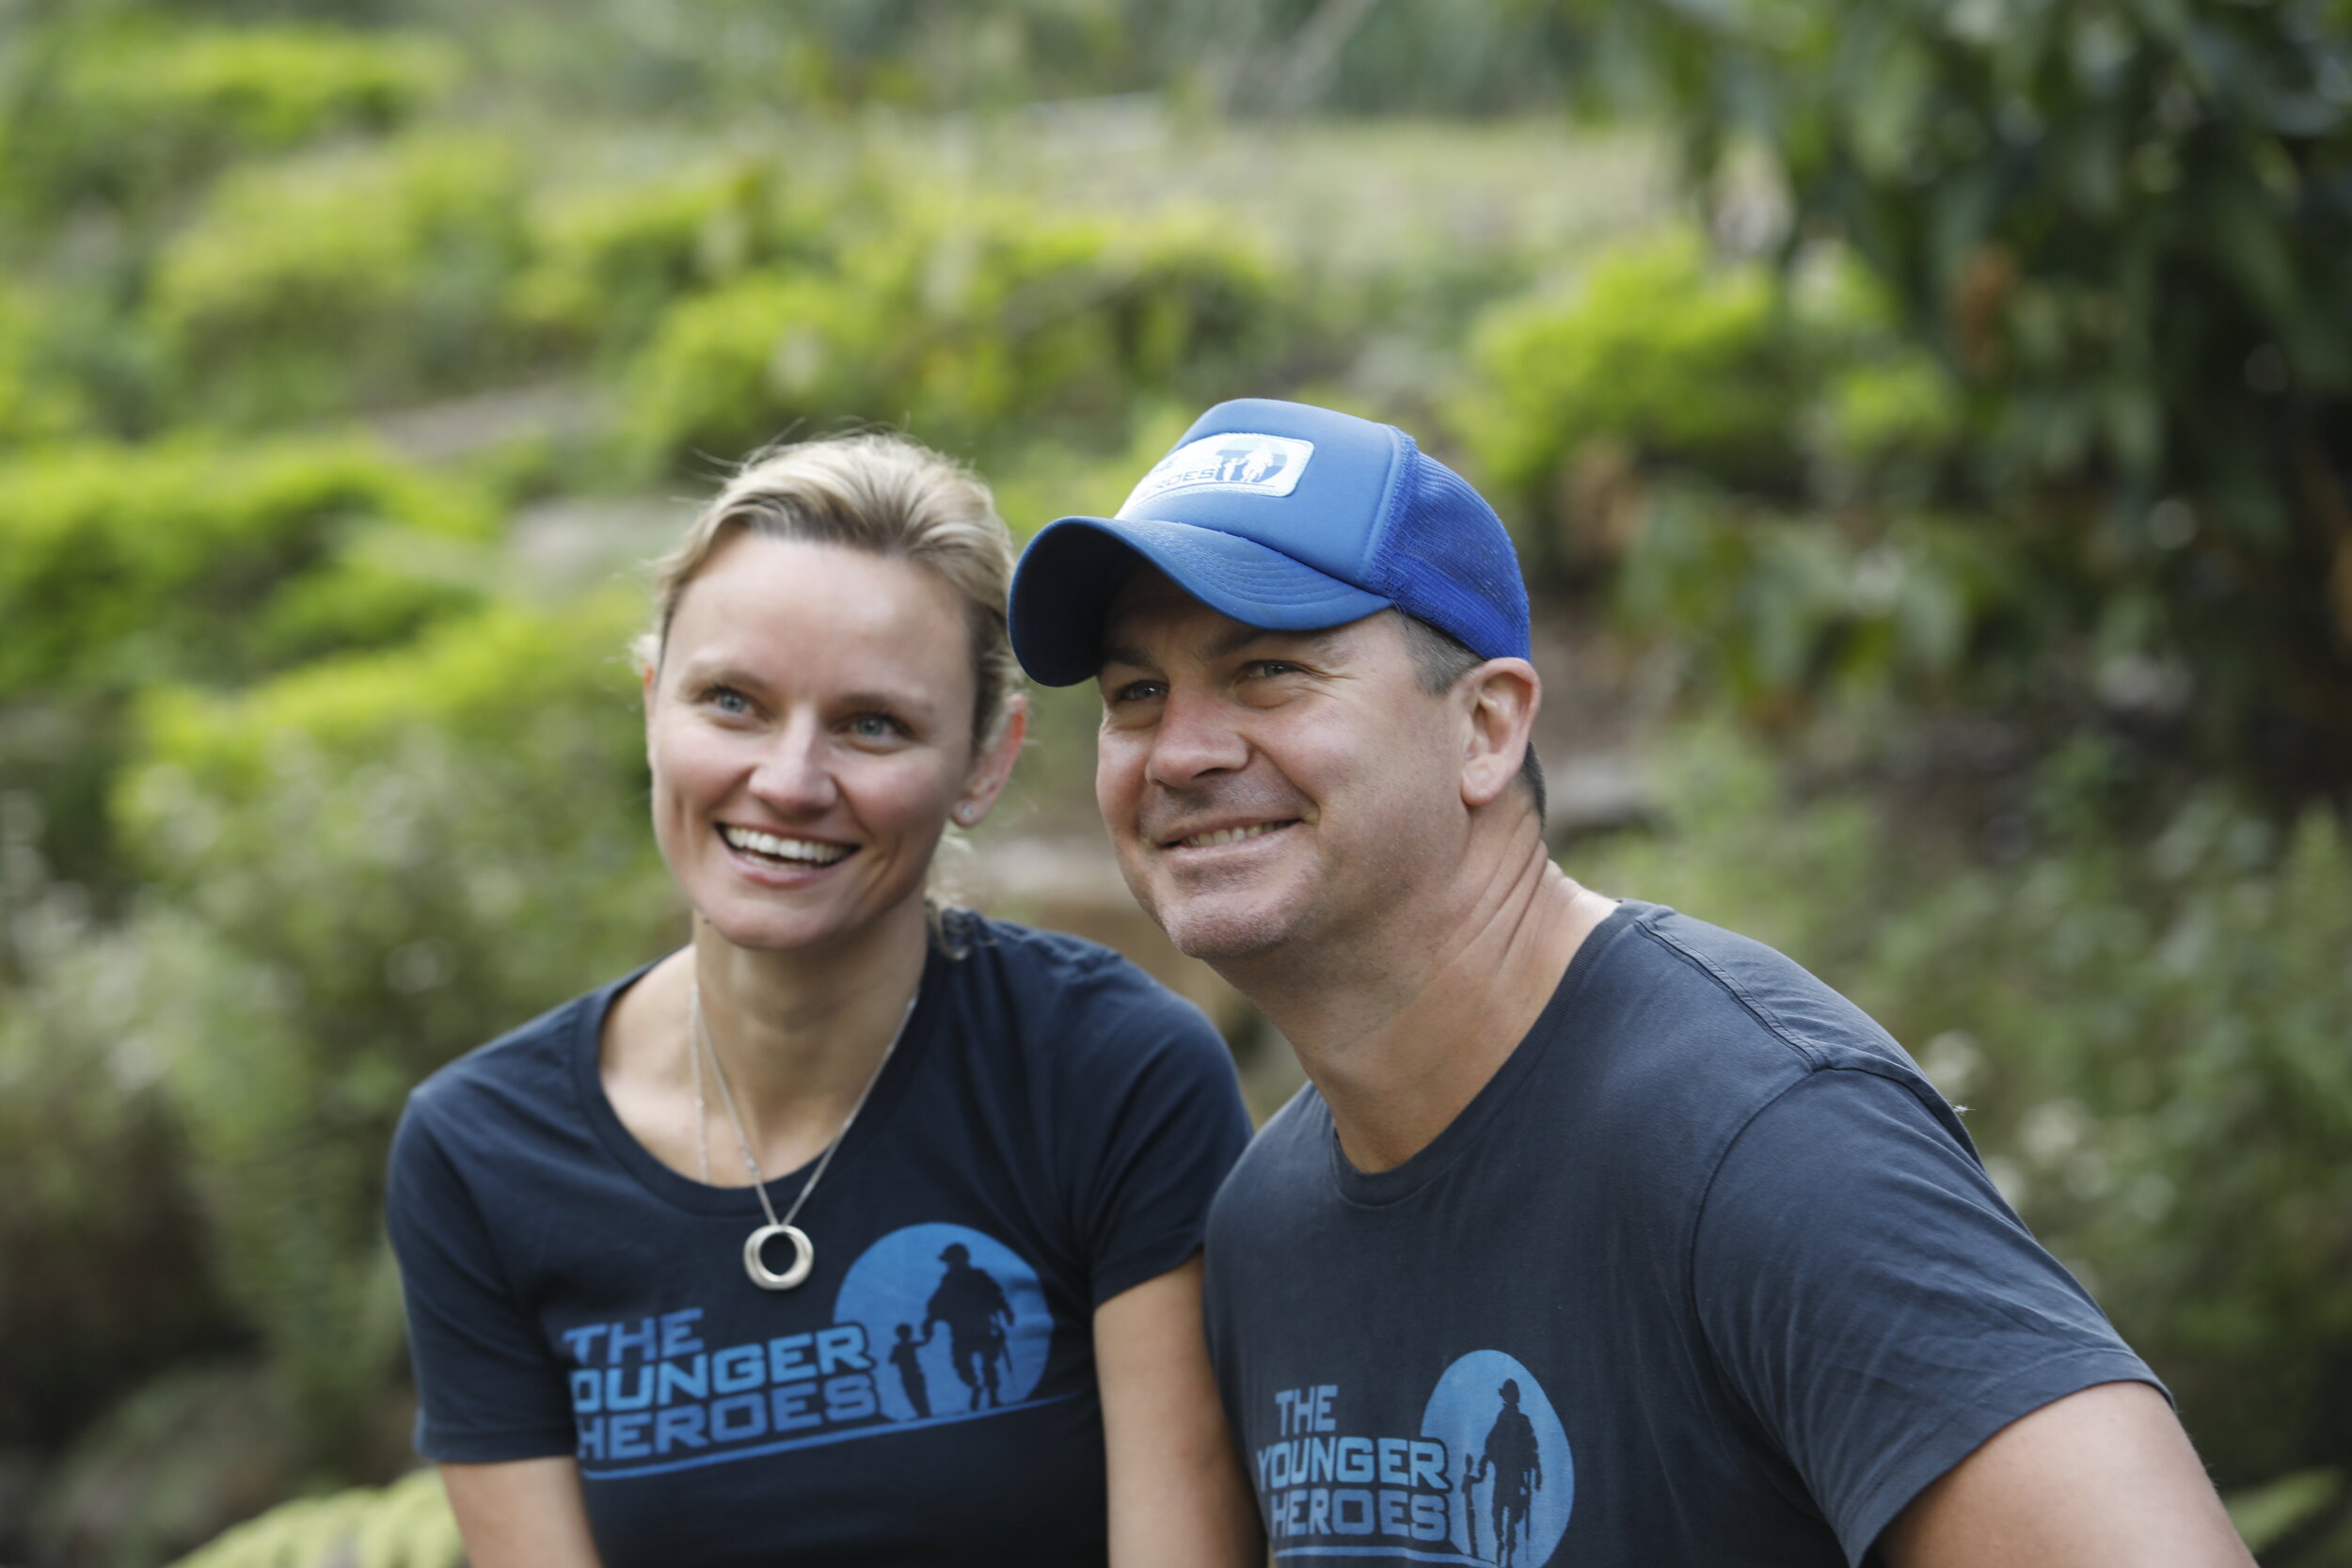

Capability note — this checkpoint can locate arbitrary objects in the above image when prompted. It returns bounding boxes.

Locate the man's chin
[1153,896,1304,969]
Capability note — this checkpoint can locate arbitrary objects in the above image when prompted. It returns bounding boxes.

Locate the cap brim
[1009,515,1392,686]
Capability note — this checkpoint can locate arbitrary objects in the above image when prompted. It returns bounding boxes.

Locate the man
[925,1242,1015,1412]
[1007,399,2252,1566]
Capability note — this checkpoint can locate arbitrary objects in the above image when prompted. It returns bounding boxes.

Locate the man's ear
[1459,658,1539,811]
[954,694,1030,829]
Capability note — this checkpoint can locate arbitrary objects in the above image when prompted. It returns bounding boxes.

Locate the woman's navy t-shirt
[386,914,1252,1567]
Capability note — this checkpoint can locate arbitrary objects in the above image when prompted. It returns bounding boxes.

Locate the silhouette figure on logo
[1208,444,1286,486]
[923,1243,1015,1411]
[887,1322,930,1419]
[1465,1378,1542,1566]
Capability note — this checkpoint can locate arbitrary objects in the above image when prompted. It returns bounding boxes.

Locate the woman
[386,433,1262,1567]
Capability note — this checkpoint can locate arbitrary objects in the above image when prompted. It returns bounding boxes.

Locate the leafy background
[1,0,2347,1563]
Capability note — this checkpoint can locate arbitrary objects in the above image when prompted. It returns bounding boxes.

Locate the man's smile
[1164,819,1301,850]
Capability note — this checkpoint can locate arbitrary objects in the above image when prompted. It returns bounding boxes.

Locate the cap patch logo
[1117,434,1313,516]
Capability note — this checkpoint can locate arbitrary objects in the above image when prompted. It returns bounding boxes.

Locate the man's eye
[1246,659,1302,678]
[1110,679,1167,705]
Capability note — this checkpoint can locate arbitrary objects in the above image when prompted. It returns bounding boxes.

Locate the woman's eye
[706,686,752,715]
[848,712,905,740]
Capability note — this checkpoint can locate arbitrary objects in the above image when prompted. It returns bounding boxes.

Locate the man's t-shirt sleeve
[1058,968,1255,1308]
[1692,1066,2163,1567]
[385,1097,576,1462]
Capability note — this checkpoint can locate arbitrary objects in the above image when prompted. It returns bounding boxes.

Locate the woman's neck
[685,895,931,1168]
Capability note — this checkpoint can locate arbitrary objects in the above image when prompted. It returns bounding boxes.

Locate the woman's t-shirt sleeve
[385,1095,576,1462]
[1691,1066,2163,1566]
[1057,964,1255,1308]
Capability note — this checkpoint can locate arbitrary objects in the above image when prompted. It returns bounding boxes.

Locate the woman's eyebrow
[673,657,768,689]
[834,688,936,717]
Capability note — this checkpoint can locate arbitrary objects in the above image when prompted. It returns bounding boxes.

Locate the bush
[5,23,457,217]
[0,887,244,1460]
[0,436,493,895]
[625,195,1295,468]
[510,158,820,361]
[169,1466,459,1568]
[1457,230,1962,580]
[1578,722,2352,1490]
[0,286,94,448]
[1567,0,2352,795]
[0,436,492,702]
[115,596,676,1463]
[1613,494,2015,716]
[148,133,530,425]
[1463,230,1803,501]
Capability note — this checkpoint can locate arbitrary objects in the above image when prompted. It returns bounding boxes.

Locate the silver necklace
[691,978,917,1291]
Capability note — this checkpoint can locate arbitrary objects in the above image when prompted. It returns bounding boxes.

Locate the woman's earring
[953,804,976,825]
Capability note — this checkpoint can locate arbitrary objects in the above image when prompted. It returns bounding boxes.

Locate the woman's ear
[953,694,1030,829]
[1459,658,1540,811]
[641,655,663,776]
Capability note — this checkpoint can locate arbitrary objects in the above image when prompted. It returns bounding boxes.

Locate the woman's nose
[746,714,839,813]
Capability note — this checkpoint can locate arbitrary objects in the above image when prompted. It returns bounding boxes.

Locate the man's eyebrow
[1099,643,1152,673]
[1097,623,1350,677]
[1204,624,1346,662]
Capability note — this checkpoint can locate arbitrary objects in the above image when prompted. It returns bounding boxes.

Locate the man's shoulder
[1205,1081,1330,1240]
[1593,899,1915,1078]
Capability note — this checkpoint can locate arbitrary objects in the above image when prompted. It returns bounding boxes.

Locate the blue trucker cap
[1009,398,1531,686]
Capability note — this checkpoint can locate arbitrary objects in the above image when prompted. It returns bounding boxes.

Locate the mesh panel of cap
[1363,447,1531,661]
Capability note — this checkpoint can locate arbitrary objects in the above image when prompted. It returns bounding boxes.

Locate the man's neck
[1234,847,1616,1174]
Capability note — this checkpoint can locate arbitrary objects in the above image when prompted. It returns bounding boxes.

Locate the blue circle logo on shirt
[834,1224,1051,1423]
[1419,1350,1573,1566]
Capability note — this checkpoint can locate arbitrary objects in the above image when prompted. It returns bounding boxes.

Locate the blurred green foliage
[1466,230,1809,506]
[149,135,531,426]
[0,436,492,897]
[0,22,457,221]
[627,197,1292,468]
[111,597,674,1465]
[1563,0,2352,797]
[0,436,491,699]
[168,1467,457,1568]
[0,885,243,1463]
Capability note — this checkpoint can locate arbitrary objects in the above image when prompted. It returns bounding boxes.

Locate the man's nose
[1144,686,1248,786]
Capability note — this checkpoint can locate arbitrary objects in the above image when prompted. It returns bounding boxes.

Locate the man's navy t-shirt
[388,915,1251,1567]
[1203,901,2159,1568]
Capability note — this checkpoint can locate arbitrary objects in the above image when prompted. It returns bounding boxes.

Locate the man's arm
[1095,1253,1264,1568]
[1879,1381,2254,1567]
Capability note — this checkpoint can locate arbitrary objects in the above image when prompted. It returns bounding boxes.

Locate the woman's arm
[1095,1253,1264,1568]
[439,1456,607,1568]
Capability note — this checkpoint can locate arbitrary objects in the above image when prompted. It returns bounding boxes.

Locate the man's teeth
[1180,823,1283,848]
[721,827,852,865]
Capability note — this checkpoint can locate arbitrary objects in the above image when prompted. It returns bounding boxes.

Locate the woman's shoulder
[936,910,1227,1065]
[403,971,635,1140]
[942,910,1190,1006]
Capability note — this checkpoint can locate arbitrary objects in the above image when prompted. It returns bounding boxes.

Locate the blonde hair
[639,432,1022,752]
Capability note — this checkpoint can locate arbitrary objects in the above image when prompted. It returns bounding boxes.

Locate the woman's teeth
[720,826,852,865]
